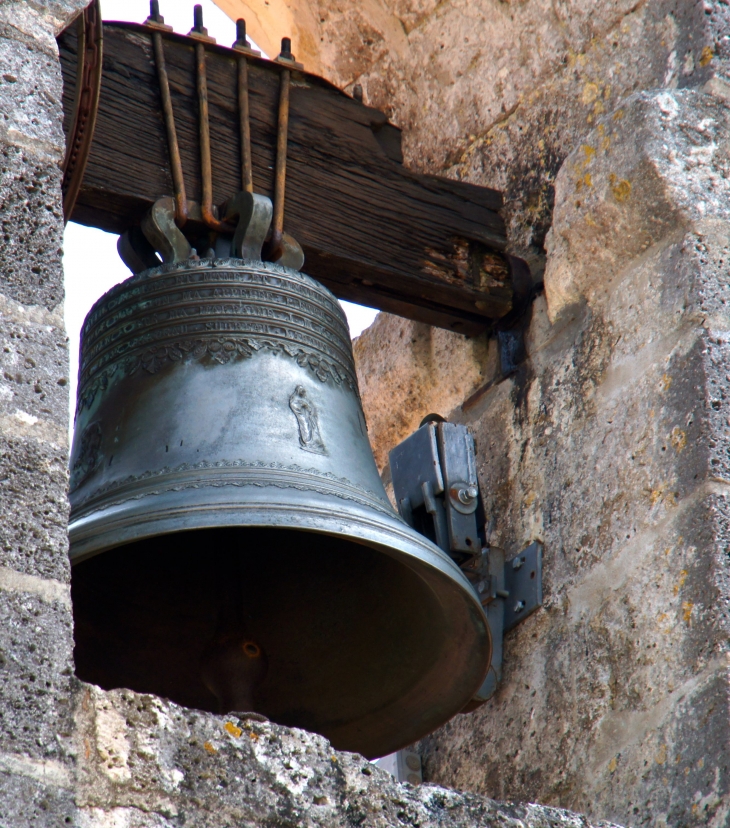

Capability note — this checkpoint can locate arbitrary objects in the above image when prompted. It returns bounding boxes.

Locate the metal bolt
[477,580,486,593]
[512,556,523,570]
[193,4,204,31]
[405,754,420,771]
[236,18,247,45]
[150,0,161,21]
[457,486,478,505]
[514,600,525,613]
[281,37,293,58]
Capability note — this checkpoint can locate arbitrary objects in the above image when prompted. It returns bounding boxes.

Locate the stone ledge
[73,685,624,828]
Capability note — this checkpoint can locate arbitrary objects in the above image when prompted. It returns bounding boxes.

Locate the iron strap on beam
[58,20,515,335]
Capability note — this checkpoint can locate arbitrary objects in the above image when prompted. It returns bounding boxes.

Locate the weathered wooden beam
[60,23,513,334]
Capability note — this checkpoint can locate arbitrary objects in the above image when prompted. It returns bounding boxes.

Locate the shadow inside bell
[71,527,443,750]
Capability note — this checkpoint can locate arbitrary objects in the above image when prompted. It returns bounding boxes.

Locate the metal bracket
[389,420,543,707]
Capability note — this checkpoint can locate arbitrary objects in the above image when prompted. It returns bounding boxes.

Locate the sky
[63,0,379,433]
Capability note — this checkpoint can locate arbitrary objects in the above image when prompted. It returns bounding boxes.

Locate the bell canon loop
[69,257,491,759]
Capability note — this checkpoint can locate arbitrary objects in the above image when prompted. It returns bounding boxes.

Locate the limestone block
[0,143,65,310]
[353,312,493,472]
[73,685,624,828]
[0,773,75,828]
[410,90,730,827]
[0,36,68,160]
[0,0,88,55]
[419,296,730,825]
[0,292,68,446]
[0,436,70,582]
[545,89,730,320]
[0,590,75,760]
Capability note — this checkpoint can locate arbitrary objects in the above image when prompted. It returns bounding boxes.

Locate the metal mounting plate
[503,542,543,632]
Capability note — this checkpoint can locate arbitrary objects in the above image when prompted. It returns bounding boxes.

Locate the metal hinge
[389,418,543,705]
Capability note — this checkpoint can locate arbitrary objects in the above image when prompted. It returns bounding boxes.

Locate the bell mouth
[72,525,490,758]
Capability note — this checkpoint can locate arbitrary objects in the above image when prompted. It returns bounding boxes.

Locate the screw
[281,37,292,56]
[235,18,247,46]
[514,600,525,613]
[512,556,523,570]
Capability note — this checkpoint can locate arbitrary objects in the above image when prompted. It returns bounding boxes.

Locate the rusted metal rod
[152,29,187,226]
[196,41,231,231]
[236,20,253,194]
[271,40,292,257]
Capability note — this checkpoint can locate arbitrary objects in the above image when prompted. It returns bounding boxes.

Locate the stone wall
[334,3,730,828]
[0,1,622,826]
[0,2,87,825]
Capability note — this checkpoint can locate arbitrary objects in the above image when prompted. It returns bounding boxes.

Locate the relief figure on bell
[289,385,327,455]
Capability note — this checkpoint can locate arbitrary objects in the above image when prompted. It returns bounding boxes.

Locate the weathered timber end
[59,23,514,334]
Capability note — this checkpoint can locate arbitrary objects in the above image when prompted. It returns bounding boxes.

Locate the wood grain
[60,23,513,334]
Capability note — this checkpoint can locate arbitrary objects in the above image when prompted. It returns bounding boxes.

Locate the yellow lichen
[610,176,631,202]
[682,601,694,623]
[608,756,618,773]
[203,741,217,754]
[655,744,667,764]
[700,45,713,67]
[673,570,688,596]
[670,427,687,452]
[582,82,600,104]
[224,722,243,738]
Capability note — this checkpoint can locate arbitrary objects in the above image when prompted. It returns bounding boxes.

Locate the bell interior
[72,527,449,755]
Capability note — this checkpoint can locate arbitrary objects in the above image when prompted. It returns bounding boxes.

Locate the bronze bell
[69,255,491,758]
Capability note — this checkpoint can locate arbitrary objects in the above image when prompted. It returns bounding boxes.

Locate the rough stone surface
[232,0,729,266]
[0,143,66,311]
[353,315,492,472]
[345,89,730,828]
[0,294,69,440]
[72,686,621,828]
[0,436,70,582]
[0,590,75,761]
[0,3,83,828]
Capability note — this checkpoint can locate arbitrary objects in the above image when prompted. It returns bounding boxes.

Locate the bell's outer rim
[69,495,486,617]
[68,493,491,650]
[69,491,492,754]
[82,257,349,334]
